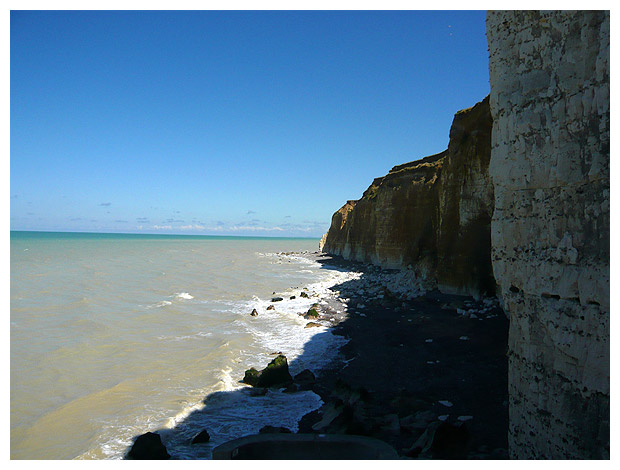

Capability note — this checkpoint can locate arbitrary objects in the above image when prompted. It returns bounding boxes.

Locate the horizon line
[10,229,321,240]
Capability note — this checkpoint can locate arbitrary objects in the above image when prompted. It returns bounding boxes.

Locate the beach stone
[126,432,170,460]
[250,308,258,317]
[378,413,401,434]
[271,297,283,302]
[242,355,293,388]
[191,430,211,444]
[401,410,437,432]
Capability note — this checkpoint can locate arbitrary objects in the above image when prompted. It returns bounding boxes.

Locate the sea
[10,231,358,459]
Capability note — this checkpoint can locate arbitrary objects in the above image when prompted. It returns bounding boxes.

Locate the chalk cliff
[322,96,494,297]
[321,10,609,460]
[487,10,609,459]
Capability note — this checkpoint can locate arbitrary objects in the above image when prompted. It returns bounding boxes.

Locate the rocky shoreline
[289,252,509,459]
[127,251,509,459]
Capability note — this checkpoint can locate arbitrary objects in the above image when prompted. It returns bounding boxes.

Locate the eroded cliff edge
[321,96,494,298]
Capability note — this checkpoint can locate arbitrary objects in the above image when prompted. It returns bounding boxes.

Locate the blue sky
[10,10,490,237]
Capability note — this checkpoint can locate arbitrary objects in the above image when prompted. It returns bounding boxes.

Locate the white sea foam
[156,332,213,342]
[147,300,173,309]
[174,292,194,300]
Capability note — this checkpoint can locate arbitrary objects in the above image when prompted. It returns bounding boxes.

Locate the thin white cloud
[228,225,285,232]
[179,225,205,230]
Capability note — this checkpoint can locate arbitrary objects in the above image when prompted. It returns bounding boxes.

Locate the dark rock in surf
[242,368,261,386]
[191,429,211,444]
[304,307,320,319]
[272,297,284,302]
[242,355,293,388]
[266,305,275,310]
[126,432,170,460]
[250,308,259,316]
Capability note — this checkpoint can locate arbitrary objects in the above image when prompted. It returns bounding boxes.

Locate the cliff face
[487,11,609,459]
[322,97,494,297]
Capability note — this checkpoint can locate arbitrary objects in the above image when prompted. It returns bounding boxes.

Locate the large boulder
[242,355,293,388]
[126,432,170,459]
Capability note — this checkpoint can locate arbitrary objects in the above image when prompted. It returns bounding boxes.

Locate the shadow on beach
[125,254,509,460]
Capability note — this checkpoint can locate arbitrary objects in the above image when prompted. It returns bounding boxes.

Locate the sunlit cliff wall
[322,96,494,297]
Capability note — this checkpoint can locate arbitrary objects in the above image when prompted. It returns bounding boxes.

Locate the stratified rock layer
[487,10,609,459]
[322,97,494,297]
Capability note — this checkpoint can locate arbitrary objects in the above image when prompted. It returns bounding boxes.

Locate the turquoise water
[11,231,352,459]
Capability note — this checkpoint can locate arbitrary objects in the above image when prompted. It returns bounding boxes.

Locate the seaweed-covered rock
[300,291,309,298]
[304,308,320,319]
[242,368,261,386]
[242,355,293,388]
[126,432,170,460]
[305,322,322,328]
[191,430,211,444]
